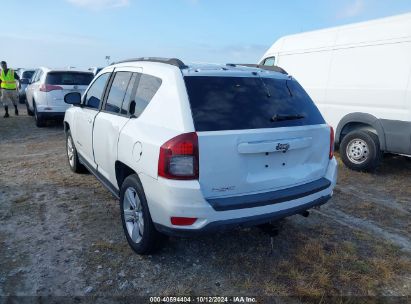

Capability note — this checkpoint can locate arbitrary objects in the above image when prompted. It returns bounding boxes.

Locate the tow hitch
[258,221,284,255]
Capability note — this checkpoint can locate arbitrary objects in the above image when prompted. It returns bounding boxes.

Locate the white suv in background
[26,67,94,127]
[63,58,338,254]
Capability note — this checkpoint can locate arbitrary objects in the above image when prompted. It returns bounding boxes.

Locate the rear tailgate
[46,72,94,106]
[198,126,330,199]
[184,74,331,199]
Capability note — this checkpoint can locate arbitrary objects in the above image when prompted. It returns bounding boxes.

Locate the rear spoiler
[227,63,288,75]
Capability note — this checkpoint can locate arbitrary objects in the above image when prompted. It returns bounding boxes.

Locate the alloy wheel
[67,136,75,168]
[122,187,144,244]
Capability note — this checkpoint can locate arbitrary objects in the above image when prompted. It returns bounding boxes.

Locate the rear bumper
[37,104,69,113]
[207,177,331,211]
[154,194,331,237]
[37,111,65,120]
[141,157,338,235]
[36,104,69,120]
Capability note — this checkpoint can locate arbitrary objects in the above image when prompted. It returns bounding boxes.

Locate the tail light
[158,132,199,180]
[329,125,335,159]
[39,84,63,92]
[170,217,197,226]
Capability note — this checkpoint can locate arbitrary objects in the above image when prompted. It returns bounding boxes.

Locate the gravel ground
[1,104,410,299]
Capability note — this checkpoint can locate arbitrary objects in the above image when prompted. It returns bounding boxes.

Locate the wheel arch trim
[115,160,140,190]
[336,112,386,150]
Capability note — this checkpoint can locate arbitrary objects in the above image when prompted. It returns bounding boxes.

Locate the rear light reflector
[329,125,335,159]
[171,217,197,226]
[158,132,199,180]
[39,84,63,92]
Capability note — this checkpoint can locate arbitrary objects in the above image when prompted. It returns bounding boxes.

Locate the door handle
[88,118,93,124]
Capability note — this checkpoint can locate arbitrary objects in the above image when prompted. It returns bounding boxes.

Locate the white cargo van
[260,13,411,171]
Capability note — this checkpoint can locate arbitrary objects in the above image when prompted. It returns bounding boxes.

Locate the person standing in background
[0,61,20,118]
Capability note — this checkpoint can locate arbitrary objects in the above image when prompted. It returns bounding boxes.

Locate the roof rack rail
[115,57,188,69]
[227,63,288,75]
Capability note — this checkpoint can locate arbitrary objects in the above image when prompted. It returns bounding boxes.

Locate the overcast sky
[2,0,411,68]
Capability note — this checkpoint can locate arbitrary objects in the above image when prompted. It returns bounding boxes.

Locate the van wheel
[120,174,166,255]
[26,100,34,116]
[340,130,381,172]
[34,102,45,127]
[66,130,85,173]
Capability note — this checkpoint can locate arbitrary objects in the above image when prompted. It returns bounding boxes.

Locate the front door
[74,72,112,169]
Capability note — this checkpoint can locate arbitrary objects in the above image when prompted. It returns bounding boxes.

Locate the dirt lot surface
[1,104,411,299]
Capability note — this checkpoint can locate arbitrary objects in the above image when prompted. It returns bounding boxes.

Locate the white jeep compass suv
[63,58,338,254]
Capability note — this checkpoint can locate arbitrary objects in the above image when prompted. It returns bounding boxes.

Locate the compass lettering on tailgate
[212,186,236,193]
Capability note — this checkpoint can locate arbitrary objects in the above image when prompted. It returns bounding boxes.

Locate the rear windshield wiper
[270,114,305,122]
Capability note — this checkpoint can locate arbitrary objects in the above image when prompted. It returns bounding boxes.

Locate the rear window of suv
[46,72,94,86]
[184,76,325,132]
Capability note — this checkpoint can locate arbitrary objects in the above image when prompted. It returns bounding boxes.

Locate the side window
[263,57,276,66]
[104,72,133,114]
[84,73,110,109]
[30,71,38,83]
[133,73,162,117]
[120,73,139,115]
[34,70,43,83]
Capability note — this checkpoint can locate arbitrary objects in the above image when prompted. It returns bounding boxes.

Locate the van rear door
[184,74,331,199]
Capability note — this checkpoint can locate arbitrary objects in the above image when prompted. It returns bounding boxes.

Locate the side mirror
[20,78,29,85]
[64,92,82,105]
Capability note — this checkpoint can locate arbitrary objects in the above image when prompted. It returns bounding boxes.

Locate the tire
[340,130,382,172]
[66,130,85,173]
[26,100,34,116]
[34,102,45,127]
[120,174,166,254]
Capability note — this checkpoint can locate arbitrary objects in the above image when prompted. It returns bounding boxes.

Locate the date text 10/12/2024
[149,296,257,303]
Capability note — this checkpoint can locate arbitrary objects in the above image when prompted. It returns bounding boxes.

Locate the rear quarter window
[133,73,162,117]
[184,76,325,132]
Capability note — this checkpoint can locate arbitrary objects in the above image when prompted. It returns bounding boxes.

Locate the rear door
[184,75,330,199]
[73,71,112,169]
[93,68,141,186]
[46,72,94,107]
